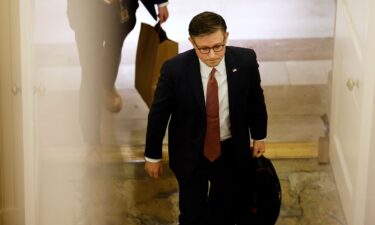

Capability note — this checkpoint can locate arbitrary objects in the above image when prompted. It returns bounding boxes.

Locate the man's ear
[188,37,194,47]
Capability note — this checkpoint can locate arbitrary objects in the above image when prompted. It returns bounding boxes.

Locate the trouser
[177,139,253,225]
[67,0,137,144]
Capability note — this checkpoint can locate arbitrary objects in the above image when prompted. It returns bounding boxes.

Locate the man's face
[189,30,229,67]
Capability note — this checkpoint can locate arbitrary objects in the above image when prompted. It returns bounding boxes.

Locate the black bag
[246,156,282,225]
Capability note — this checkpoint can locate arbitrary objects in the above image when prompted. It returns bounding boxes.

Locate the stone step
[265,85,329,116]
[35,38,333,67]
[36,86,326,148]
[41,141,318,167]
[40,155,343,225]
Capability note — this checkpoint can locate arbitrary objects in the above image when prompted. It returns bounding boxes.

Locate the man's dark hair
[188,11,227,37]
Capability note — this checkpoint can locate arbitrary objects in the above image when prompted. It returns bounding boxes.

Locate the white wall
[34,0,336,44]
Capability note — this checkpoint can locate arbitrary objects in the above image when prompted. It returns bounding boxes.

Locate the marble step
[40,141,318,169]
[36,85,327,149]
[39,157,345,225]
[35,38,333,67]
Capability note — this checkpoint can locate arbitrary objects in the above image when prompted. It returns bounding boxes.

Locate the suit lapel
[188,53,206,114]
[225,48,239,115]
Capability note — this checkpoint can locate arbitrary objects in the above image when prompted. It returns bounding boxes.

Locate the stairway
[35,36,333,225]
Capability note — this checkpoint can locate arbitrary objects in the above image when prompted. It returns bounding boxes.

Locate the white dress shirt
[158,2,169,7]
[199,58,232,141]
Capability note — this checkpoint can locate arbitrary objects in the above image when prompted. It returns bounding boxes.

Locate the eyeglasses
[193,38,226,54]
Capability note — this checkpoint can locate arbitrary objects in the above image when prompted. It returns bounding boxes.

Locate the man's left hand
[252,140,266,158]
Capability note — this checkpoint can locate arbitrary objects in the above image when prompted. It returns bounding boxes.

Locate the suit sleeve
[139,0,168,20]
[154,0,168,4]
[144,61,174,159]
[248,50,268,140]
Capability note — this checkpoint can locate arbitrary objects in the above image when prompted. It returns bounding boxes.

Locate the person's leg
[177,160,210,225]
[74,27,104,145]
[208,139,238,225]
[68,0,107,144]
[101,23,127,91]
[101,22,125,113]
[101,0,138,112]
[235,171,257,225]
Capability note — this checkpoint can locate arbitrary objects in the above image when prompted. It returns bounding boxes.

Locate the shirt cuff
[252,138,266,142]
[145,157,162,163]
[158,2,169,7]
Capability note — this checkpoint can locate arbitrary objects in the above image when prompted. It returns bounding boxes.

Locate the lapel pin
[232,68,237,72]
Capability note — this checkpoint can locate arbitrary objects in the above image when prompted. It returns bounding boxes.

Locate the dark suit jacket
[140,0,167,20]
[145,46,268,183]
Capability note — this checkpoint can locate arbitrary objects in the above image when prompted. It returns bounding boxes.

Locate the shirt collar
[199,57,226,78]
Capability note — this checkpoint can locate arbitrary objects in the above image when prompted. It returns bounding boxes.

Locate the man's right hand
[157,6,169,23]
[145,161,164,179]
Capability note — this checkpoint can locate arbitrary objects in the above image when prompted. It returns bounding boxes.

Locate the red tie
[204,68,221,162]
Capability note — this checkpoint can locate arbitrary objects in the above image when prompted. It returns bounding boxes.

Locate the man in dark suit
[144,11,268,225]
[67,0,168,145]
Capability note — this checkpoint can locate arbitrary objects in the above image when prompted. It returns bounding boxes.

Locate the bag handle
[154,22,168,43]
